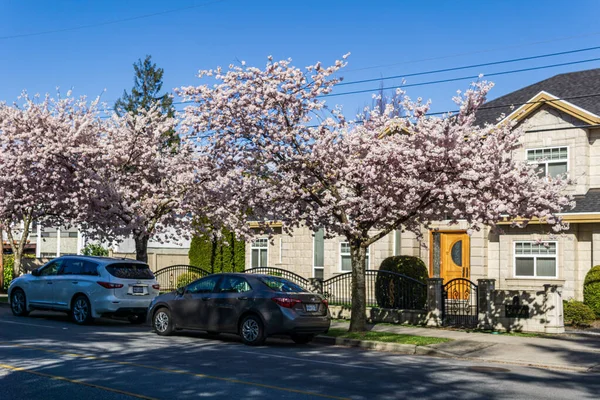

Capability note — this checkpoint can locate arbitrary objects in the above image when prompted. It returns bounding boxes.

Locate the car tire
[240,314,266,346]
[153,308,174,336]
[291,334,314,344]
[71,295,94,325]
[10,289,29,317]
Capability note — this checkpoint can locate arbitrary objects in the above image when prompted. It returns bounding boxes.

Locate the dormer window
[526,146,568,178]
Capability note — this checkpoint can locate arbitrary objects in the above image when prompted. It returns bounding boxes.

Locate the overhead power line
[0,0,226,40]
[336,45,600,87]
[322,56,600,98]
[343,31,600,73]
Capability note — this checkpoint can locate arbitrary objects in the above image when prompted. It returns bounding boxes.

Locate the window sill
[504,278,565,287]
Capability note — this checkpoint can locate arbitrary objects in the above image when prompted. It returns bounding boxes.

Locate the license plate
[132,286,144,294]
[306,304,318,312]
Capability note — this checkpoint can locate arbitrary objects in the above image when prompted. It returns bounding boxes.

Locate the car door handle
[237,296,248,300]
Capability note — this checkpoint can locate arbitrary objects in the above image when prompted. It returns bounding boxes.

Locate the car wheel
[10,289,29,317]
[71,295,93,325]
[291,334,314,344]
[153,308,174,336]
[128,313,147,325]
[240,314,266,346]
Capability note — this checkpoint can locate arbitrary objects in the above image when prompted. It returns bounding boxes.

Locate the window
[41,252,57,259]
[260,276,306,292]
[340,242,369,272]
[514,242,557,278]
[218,276,252,293]
[313,229,324,279]
[251,238,268,268]
[39,260,63,276]
[187,276,221,294]
[60,259,98,276]
[394,230,402,256]
[527,147,568,178]
[105,263,154,279]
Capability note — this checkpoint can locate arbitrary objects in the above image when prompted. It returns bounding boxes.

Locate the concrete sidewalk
[326,321,600,372]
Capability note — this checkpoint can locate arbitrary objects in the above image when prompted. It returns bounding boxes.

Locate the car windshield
[105,263,154,279]
[260,276,306,292]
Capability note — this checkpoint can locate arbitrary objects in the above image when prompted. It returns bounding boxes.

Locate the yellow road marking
[0,363,158,400]
[0,342,349,400]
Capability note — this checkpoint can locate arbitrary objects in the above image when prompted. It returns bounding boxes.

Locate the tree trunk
[134,235,149,263]
[349,242,368,332]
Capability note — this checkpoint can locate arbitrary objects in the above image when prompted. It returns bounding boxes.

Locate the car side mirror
[176,287,185,296]
[31,269,40,277]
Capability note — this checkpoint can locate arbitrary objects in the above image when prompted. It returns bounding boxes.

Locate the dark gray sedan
[147,273,330,345]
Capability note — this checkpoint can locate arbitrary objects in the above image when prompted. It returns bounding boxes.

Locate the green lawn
[0,297,8,304]
[324,328,452,346]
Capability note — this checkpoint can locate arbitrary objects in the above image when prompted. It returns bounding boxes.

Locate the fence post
[543,284,564,334]
[426,278,443,327]
[309,278,323,294]
[477,279,496,330]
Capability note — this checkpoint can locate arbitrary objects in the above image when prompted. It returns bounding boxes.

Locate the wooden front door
[430,232,470,282]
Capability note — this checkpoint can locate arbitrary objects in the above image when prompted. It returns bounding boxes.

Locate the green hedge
[563,300,596,326]
[375,256,428,309]
[584,265,600,317]
[176,272,202,288]
[189,227,245,273]
[2,256,14,291]
[82,244,109,257]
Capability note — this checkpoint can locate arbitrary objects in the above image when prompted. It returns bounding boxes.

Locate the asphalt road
[0,306,598,400]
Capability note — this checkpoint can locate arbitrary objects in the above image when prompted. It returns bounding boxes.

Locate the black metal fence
[442,278,478,328]
[243,267,311,290]
[154,265,210,292]
[322,270,427,310]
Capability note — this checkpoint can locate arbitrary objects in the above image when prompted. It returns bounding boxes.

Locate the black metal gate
[442,278,478,328]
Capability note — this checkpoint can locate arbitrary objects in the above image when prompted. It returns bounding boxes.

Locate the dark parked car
[147,273,330,345]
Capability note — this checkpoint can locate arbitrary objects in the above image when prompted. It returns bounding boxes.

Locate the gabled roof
[476,68,600,126]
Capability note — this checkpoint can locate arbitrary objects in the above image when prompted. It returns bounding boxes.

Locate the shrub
[189,226,245,273]
[563,300,596,326]
[2,256,14,291]
[375,256,428,309]
[176,272,201,288]
[584,265,600,317]
[379,256,429,284]
[82,244,109,257]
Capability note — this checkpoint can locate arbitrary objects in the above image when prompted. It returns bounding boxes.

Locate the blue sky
[2,0,600,118]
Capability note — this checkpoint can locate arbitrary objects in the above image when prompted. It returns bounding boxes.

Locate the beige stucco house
[245,68,600,302]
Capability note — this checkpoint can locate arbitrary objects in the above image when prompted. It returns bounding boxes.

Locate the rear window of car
[105,263,154,279]
[260,276,306,292]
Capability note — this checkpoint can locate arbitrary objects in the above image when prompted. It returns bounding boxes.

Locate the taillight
[272,297,302,308]
[322,299,328,307]
[97,281,124,289]
[152,284,160,290]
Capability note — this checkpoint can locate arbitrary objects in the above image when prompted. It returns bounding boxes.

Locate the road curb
[0,302,9,308]
[315,335,427,355]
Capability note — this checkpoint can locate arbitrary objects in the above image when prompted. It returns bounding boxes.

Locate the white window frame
[526,146,569,179]
[339,242,370,272]
[251,238,269,268]
[513,241,558,279]
[313,229,325,279]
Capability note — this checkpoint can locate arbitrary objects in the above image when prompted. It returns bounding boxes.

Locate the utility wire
[0,0,225,40]
[322,56,600,98]
[336,45,600,87]
[343,31,600,73]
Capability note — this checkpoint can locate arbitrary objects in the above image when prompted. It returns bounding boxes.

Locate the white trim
[394,230,401,256]
[339,242,370,272]
[513,240,559,279]
[501,90,600,125]
[279,238,282,264]
[312,229,325,278]
[526,145,569,179]
[56,227,61,257]
[35,224,41,258]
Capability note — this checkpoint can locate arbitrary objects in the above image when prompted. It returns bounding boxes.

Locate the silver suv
[8,256,160,325]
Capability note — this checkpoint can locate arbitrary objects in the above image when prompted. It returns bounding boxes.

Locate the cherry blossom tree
[178,57,572,332]
[78,105,198,263]
[0,92,101,275]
